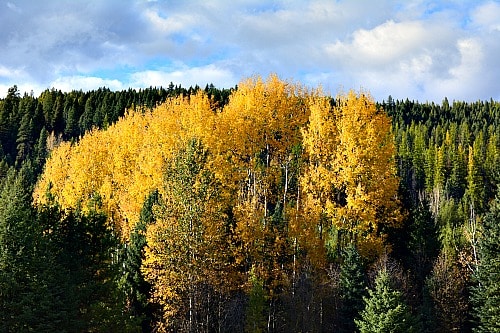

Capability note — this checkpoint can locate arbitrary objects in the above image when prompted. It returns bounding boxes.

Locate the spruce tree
[338,243,366,332]
[0,166,66,332]
[472,195,500,332]
[355,269,419,333]
[120,189,159,331]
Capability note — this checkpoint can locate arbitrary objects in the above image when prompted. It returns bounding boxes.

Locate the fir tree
[355,269,419,333]
[471,195,500,332]
[0,166,67,332]
[338,243,366,332]
[120,189,159,332]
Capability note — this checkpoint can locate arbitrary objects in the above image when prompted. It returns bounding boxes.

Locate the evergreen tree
[471,194,500,332]
[0,166,67,332]
[0,86,21,163]
[355,269,419,333]
[15,110,35,166]
[245,267,267,333]
[120,190,159,332]
[338,243,366,332]
[33,127,49,176]
[64,99,80,139]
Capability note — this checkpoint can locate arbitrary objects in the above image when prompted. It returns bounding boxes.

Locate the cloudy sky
[0,0,499,102]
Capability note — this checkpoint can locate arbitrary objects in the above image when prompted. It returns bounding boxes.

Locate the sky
[0,0,499,102]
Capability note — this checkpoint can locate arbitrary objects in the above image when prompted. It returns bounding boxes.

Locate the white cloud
[471,1,500,32]
[6,2,21,13]
[324,20,453,68]
[143,8,196,35]
[450,38,483,80]
[49,76,125,93]
[130,64,238,89]
[0,65,23,79]
[0,0,498,102]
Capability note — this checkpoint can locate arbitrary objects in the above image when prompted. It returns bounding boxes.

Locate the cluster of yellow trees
[34,75,402,329]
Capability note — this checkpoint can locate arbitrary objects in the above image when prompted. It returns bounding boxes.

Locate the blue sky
[0,0,499,102]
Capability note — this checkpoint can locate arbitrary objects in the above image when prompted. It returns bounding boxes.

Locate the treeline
[1,76,499,332]
[0,83,232,174]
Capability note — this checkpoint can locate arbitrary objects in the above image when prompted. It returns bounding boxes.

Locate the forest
[0,75,499,332]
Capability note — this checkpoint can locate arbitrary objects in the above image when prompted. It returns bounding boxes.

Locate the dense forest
[0,75,499,332]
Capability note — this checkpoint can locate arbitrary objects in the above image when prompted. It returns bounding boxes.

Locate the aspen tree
[302,90,402,258]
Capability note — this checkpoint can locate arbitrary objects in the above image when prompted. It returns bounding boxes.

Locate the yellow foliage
[34,75,402,266]
[208,75,311,287]
[302,90,402,258]
[141,140,235,330]
[34,92,214,238]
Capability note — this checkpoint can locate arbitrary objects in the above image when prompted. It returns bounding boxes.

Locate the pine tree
[355,269,419,333]
[245,267,267,333]
[471,194,500,332]
[15,110,35,166]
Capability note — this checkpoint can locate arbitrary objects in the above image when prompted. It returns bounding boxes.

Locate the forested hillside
[1,76,499,332]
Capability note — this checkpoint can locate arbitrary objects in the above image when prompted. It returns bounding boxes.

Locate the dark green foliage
[471,195,500,332]
[33,127,49,176]
[0,164,133,332]
[0,83,233,173]
[38,201,134,332]
[0,165,73,332]
[338,243,367,332]
[120,190,160,332]
[245,269,267,333]
[356,269,420,333]
[0,86,21,163]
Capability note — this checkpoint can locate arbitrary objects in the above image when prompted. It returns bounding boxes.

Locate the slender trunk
[283,160,288,215]
[320,298,323,330]
[206,293,210,333]
[267,299,274,332]
[218,293,222,333]
[292,237,297,296]
[189,290,193,333]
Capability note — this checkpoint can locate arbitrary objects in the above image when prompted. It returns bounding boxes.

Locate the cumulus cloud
[130,64,237,89]
[0,0,498,101]
[50,76,125,93]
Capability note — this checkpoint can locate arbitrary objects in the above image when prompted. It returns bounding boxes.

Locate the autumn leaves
[302,91,402,259]
[33,75,402,329]
[35,73,401,258]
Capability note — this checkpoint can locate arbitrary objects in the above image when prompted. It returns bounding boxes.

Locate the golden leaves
[34,91,214,239]
[302,90,402,258]
[34,76,402,261]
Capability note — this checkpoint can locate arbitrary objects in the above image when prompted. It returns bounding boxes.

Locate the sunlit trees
[302,90,402,258]
[143,139,233,332]
[28,75,500,330]
[209,75,311,324]
[33,91,215,238]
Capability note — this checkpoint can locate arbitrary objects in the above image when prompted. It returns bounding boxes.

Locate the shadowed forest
[0,75,499,332]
